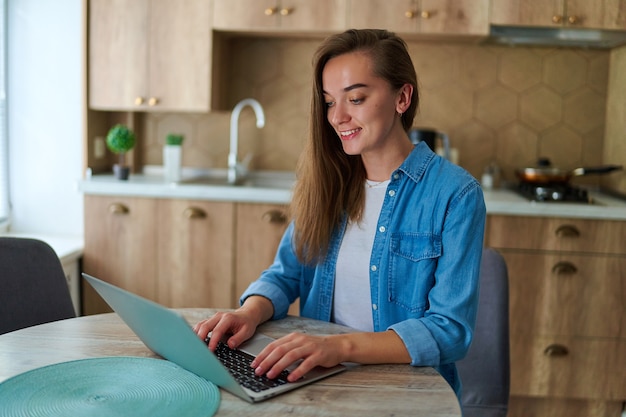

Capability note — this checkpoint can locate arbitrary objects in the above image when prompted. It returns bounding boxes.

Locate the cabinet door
[157,200,235,308]
[503,252,624,339]
[349,0,419,33]
[511,336,622,400]
[149,0,212,112]
[491,0,565,27]
[235,204,293,310]
[278,0,347,32]
[89,0,149,110]
[420,0,489,35]
[83,195,158,315]
[213,0,282,30]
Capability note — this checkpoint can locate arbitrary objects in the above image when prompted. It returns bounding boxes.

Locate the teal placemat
[0,357,220,417]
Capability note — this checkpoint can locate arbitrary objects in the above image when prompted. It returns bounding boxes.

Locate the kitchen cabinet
[212,0,347,33]
[83,196,234,313]
[491,0,626,31]
[82,195,159,315]
[486,215,626,417]
[235,203,298,315]
[89,0,213,112]
[157,199,235,309]
[83,197,293,314]
[348,0,490,36]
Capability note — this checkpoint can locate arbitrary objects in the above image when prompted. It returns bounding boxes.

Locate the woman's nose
[330,102,349,125]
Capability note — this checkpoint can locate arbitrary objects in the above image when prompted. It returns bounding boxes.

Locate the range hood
[487,25,626,49]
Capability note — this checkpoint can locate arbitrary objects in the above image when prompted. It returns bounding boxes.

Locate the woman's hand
[252,329,411,382]
[251,332,348,382]
[193,295,274,351]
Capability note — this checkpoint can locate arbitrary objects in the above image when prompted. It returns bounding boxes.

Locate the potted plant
[163,133,184,183]
[106,124,136,180]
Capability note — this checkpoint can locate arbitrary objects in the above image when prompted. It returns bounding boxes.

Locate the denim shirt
[241,142,486,397]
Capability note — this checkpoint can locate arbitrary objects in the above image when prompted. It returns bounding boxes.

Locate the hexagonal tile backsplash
[143,37,610,184]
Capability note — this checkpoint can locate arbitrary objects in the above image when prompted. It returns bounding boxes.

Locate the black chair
[457,247,510,417]
[0,237,76,335]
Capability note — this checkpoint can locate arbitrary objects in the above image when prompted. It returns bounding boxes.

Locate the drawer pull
[108,203,129,215]
[555,224,580,238]
[183,207,207,219]
[551,261,578,275]
[264,7,278,16]
[262,209,287,224]
[544,344,569,357]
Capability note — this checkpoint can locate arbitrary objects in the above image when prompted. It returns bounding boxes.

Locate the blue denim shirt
[241,142,486,397]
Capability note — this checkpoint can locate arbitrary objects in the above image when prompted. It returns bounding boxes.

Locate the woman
[194,29,486,397]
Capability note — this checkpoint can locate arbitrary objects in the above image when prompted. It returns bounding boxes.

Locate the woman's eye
[325,101,335,108]
[350,97,364,104]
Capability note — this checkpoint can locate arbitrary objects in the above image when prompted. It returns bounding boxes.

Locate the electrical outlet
[94,136,105,159]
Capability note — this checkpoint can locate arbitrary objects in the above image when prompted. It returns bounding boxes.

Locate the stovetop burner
[516,182,593,203]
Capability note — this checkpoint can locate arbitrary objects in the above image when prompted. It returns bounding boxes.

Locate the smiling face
[322,51,412,160]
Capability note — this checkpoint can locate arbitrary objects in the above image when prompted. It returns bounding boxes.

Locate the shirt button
[372,304,378,311]
[370,265,377,272]
[393,173,400,180]
[378,226,386,233]
[388,190,396,197]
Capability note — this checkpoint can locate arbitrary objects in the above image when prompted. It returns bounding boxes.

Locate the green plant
[106,124,136,166]
[166,133,184,146]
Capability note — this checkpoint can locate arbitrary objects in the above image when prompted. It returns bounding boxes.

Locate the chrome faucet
[228,98,265,184]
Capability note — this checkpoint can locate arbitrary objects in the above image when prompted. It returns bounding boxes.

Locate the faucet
[228,98,265,184]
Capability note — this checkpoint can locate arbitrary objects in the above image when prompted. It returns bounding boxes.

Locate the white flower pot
[163,145,182,183]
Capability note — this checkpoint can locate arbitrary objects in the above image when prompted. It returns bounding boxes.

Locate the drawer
[487,215,626,255]
[510,336,623,400]
[504,252,624,338]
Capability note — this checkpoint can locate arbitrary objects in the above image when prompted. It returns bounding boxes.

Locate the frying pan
[515,161,622,185]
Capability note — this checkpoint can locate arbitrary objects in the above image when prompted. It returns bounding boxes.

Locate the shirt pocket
[388,233,442,313]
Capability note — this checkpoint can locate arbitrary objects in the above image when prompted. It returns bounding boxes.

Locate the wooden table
[0,309,461,416]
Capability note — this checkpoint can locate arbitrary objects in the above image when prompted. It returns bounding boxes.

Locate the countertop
[78,172,626,221]
[0,232,84,264]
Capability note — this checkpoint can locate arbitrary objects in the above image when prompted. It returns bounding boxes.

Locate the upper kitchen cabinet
[212,0,347,33]
[348,0,490,37]
[89,0,213,112]
[491,0,626,31]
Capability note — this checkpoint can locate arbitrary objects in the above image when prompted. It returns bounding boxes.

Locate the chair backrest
[0,237,76,335]
[457,247,510,417]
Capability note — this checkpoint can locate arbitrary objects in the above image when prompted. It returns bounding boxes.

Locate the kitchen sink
[179,171,296,190]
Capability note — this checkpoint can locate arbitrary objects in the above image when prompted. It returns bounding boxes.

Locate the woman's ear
[396,83,413,114]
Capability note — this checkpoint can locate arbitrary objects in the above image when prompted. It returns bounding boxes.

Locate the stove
[516,182,593,203]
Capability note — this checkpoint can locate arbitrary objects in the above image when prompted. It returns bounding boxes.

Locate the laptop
[83,273,346,403]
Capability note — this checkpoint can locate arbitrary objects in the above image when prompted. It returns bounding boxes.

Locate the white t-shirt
[332,179,389,331]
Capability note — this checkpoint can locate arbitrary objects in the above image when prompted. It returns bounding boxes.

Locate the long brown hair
[290,29,419,264]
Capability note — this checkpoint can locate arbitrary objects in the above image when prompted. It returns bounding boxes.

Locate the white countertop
[78,172,626,221]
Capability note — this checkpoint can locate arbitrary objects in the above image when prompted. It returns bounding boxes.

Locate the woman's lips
[339,128,361,140]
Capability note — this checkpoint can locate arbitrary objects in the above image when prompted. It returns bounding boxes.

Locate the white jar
[163,145,182,183]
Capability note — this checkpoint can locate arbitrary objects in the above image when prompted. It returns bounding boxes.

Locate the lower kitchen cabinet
[83,196,292,315]
[83,195,159,315]
[234,203,297,314]
[486,215,626,416]
[157,199,235,309]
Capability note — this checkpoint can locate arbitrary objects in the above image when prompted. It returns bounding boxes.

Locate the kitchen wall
[603,45,626,195]
[143,36,617,187]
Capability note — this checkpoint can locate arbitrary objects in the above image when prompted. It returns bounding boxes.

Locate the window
[0,0,7,231]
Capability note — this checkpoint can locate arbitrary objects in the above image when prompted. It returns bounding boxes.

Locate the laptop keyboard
[206,338,291,392]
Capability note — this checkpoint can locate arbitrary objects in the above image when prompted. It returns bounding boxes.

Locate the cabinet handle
[543,344,569,357]
[420,10,431,19]
[280,8,292,16]
[552,15,563,24]
[183,207,207,219]
[405,10,417,19]
[551,261,578,275]
[567,15,579,24]
[262,209,287,225]
[265,7,278,16]
[108,203,129,215]
[134,96,145,105]
[555,224,580,238]
[148,97,159,106]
